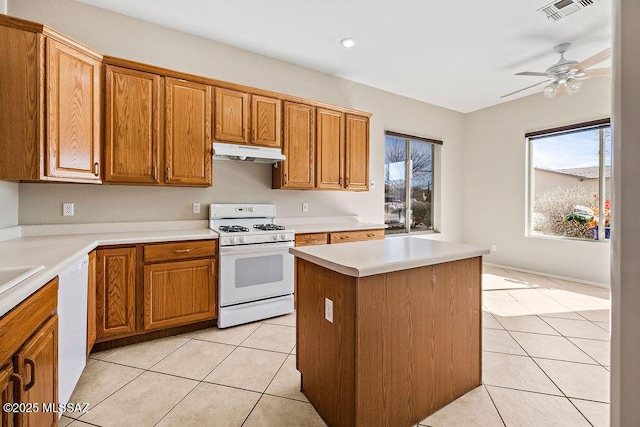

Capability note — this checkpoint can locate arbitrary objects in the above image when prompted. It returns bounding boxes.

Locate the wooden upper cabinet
[251,95,281,148]
[345,114,370,191]
[165,78,212,186]
[273,102,315,189]
[104,65,161,184]
[316,108,345,189]
[46,38,101,181]
[96,247,137,339]
[214,87,249,144]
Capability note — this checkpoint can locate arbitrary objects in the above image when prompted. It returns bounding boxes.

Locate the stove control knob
[224,238,230,245]
[279,234,286,240]
[232,237,239,244]
[240,236,247,243]
[273,235,279,241]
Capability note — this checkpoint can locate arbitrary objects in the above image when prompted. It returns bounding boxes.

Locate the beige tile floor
[62,265,610,426]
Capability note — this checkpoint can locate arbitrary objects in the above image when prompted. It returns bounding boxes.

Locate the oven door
[219,241,294,307]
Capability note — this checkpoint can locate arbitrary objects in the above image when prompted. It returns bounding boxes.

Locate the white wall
[0,182,18,228]
[1,0,6,14]
[9,0,466,243]
[463,78,611,285]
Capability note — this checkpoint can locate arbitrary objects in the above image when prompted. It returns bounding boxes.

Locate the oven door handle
[219,241,294,255]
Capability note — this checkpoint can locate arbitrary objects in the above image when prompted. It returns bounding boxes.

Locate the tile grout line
[482,384,507,427]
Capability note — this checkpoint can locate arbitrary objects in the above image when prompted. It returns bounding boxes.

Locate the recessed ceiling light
[340,38,355,48]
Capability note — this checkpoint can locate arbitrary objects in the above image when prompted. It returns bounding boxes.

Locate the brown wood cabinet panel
[328,229,385,244]
[144,240,217,264]
[273,102,315,189]
[96,247,137,339]
[0,278,57,365]
[87,251,97,356]
[0,364,15,427]
[46,38,101,182]
[316,108,345,189]
[345,114,369,191]
[143,259,216,331]
[14,315,58,427]
[104,65,161,184]
[295,233,328,247]
[214,87,249,144]
[251,95,281,148]
[165,78,212,186]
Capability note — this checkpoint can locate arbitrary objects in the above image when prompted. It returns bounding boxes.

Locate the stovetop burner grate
[218,225,250,233]
[253,224,286,231]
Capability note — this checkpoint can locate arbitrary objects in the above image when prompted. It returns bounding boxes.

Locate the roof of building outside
[535,166,611,179]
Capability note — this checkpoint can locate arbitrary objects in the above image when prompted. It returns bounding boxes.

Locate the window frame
[525,118,611,242]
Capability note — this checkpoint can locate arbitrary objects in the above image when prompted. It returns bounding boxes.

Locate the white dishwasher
[58,255,88,406]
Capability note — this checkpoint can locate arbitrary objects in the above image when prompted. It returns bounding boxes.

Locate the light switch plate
[325,298,333,323]
[193,203,201,214]
[302,203,309,212]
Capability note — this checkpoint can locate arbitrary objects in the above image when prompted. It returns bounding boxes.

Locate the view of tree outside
[384,134,434,235]
[530,125,611,240]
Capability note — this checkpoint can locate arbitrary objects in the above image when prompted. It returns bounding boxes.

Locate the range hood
[212,143,285,164]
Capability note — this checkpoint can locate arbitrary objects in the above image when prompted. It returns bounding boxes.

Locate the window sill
[385,230,439,238]
[526,233,611,244]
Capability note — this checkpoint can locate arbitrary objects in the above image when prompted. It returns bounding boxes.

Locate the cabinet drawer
[144,240,217,263]
[295,233,328,247]
[329,229,385,244]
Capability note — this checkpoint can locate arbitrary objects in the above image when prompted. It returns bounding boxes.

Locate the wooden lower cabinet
[87,251,97,355]
[96,247,137,340]
[329,229,385,244]
[143,259,217,331]
[0,278,58,427]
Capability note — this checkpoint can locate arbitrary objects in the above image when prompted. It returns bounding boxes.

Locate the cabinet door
[165,78,212,186]
[279,102,315,189]
[345,114,369,191]
[14,315,58,427]
[96,247,137,339]
[214,87,249,144]
[0,364,16,427]
[251,95,281,148]
[104,65,161,184]
[46,38,101,182]
[143,259,216,331]
[87,250,97,356]
[316,108,344,189]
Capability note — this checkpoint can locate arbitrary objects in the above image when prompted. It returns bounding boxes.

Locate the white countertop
[289,237,490,277]
[0,227,217,318]
[275,216,386,234]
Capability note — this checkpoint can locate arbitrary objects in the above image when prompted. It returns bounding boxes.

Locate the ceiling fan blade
[580,67,611,78]
[501,80,551,98]
[575,48,612,71]
[516,72,548,77]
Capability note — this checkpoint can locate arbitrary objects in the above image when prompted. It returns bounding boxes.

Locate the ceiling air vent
[538,0,599,21]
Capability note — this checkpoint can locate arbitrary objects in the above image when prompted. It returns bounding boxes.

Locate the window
[384,131,440,235]
[527,119,611,241]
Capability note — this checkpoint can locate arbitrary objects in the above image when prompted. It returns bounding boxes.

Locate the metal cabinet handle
[174,249,192,253]
[252,129,256,141]
[152,166,158,181]
[24,358,36,391]
[93,162,100,177]
[166,167,171,182]
[346,176,350,187]
[9,373,23,425]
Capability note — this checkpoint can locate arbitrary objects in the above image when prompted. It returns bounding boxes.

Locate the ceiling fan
[501,43,611,99]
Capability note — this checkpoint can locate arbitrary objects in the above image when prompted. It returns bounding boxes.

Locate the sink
[0,265,46,294]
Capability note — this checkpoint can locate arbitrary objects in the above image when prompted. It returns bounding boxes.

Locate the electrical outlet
[63,203,74,216]
[302,203,309,213]
[193,203,201,214]
[370,179,375,189]
[491,244,497,252]
[325,298,333,323]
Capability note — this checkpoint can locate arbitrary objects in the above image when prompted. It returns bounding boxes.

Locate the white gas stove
[209,204,295,328]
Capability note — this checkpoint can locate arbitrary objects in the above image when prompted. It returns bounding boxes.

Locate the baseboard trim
[483,262,610,289]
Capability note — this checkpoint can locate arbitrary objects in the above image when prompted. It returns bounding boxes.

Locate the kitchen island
[290,237,490,427]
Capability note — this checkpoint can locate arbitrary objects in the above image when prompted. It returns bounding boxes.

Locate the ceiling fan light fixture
[340,38,355,48]
[543,82,559,98]
[566,78,583,95]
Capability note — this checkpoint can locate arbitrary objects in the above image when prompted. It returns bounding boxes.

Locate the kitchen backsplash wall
[10,0,467,243]
[0,182,18,227]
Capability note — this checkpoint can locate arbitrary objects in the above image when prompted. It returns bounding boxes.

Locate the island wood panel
[273,102,315,189]
[14,315,58,427]
[296,258,356,427]
[295,233,328,247]
[328,229,385,244]
[143,259,216,331]
[214,87,249,144]
[316,108,345,189]
[104,65,161,184]
[251,95,281,148]
[96,247,137,339]
[144,240,216,263]
[356,265,435,426]
[87,250,97,355]
[46,38,101,181]
[165,78,212,186]
[0,25,43,181]
[345,114,369,191]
